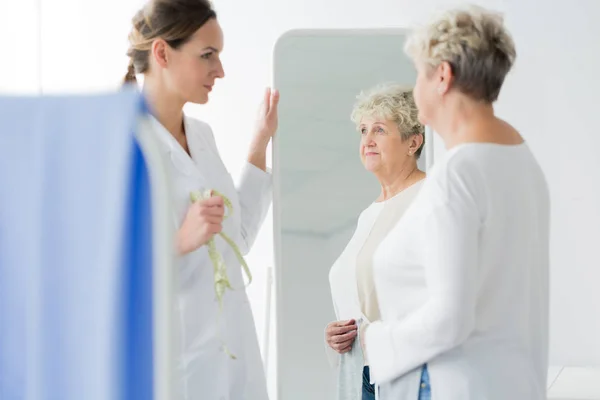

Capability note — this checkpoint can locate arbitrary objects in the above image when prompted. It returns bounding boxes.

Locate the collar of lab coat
[149,114,207,179]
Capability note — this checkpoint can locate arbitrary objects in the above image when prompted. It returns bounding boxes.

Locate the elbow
[238,237,251,256]
[238,223,259,255]
[237,230,252,256]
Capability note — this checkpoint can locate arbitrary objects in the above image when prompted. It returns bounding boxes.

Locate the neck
[377,162,423,201]
[431,94,496,149]
[143,75,186,139]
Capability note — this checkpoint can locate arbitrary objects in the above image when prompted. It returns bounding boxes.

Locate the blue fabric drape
[0,88,154,400]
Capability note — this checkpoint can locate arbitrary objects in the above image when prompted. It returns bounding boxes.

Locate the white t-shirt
[365,142,551,400]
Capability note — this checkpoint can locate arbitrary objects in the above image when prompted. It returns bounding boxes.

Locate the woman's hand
[176,195,225,255]
[254,87,279,145]
[326,319,358,354]
[248,88,280,171]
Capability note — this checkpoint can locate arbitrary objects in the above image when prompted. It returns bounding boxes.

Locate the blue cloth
[0,88,153,400]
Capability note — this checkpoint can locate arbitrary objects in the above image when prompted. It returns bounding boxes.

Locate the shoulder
[425,145,487,208]
[356,202,382,226]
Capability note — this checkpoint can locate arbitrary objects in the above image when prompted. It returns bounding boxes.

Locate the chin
[364,162,379,173]
[189,94,209,105]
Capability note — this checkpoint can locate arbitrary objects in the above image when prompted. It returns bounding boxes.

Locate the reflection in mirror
[273,30,433,400]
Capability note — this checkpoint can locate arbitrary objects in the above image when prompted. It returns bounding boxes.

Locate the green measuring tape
[189,189,253,359]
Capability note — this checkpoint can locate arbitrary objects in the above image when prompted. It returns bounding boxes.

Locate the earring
[437,86,444,94]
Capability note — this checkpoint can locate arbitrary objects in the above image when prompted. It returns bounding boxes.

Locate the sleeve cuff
[239,162,272,194]
[364,321,397,384]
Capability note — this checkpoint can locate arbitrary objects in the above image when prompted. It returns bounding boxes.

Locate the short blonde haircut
[404,5,516,103]
[350,83,425,158]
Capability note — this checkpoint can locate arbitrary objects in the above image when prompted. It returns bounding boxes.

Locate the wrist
[247,142,268,172]
[248,146,267,159]
[250,133,270,152]
[175,229,190,255]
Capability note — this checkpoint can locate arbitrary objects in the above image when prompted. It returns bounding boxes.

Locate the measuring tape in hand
[189,189,253,359]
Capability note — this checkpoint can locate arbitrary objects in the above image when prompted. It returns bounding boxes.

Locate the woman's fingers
[331,329,357,343]
[202,215,224,224]
[337,343,353,354]
[263,87,271,115]
[268,89,279,117]
[330,323,357,336]
[201,196,224,207]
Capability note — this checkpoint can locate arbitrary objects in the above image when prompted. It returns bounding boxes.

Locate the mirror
[272,29,436,400]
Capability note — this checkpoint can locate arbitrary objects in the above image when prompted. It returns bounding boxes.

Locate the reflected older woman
[362,5,550,400]
[325,84,426,400]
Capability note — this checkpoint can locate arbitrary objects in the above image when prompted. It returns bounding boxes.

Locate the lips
[204,85,213,92]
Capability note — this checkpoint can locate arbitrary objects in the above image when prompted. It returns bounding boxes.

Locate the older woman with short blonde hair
[362,6,550,400]
[325,84,426,400]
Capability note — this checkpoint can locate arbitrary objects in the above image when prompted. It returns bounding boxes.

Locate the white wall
[0,0,39,93]
[0,0,146,94]
[498,1,600,369]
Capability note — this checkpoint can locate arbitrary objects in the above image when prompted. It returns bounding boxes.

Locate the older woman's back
[367,141,549,400]
[431,142,549,399]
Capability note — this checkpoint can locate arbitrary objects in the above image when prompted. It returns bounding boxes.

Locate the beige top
[356,179,425,323]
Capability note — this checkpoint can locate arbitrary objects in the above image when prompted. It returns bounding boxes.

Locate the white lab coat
[149,115,272,400]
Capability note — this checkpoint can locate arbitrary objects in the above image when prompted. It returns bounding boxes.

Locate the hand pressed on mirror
[255,87,280,141]
[326,319,358,354]
[248,87,280,171]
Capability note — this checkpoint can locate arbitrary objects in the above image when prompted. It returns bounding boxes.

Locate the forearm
[366,200,480,384]
[247,137,269,172]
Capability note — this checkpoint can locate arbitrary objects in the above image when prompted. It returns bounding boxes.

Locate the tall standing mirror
[272,29,436,400]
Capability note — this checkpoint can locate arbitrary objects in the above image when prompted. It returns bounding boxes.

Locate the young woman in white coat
[325,85,427,400]
[361,5,551,400]
[124,1,278,399]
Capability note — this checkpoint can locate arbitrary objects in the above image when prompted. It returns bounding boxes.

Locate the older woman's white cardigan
[365,143,550,400]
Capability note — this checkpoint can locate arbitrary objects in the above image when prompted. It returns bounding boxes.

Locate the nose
[215,59,225,79]
[362,134,375,147]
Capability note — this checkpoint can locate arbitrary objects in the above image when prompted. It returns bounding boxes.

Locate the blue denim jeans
[362,365,430,400]
[418,365,431,400]
[362,366,376,400]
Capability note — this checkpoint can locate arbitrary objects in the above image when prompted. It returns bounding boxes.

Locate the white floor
[547,367,600,399]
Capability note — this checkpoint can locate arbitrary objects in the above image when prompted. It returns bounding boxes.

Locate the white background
[2,0,600,398]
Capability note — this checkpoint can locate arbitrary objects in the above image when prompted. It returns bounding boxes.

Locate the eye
[360,128,367,135]
[376,127,385,134]
[200,52,213,60]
